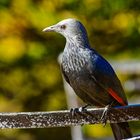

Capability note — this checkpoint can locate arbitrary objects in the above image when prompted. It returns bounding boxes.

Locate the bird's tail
[110,122,132,140]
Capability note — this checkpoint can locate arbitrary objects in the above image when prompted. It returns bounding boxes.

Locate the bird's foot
[70,104,90,118]
[101,105,111,126]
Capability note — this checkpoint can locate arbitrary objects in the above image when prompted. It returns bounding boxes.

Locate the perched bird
[43,18,132,140]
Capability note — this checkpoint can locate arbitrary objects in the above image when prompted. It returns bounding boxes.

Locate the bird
[43,18,132,140]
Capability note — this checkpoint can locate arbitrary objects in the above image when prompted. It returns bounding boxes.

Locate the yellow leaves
[113,12,135,34]
[11,0,30,13]
[0,10,14,35]
[59,11,76,21]
[83,124,112,138]
[137,14,140,34]
[84,0,101,11]
[41,0,56,12]
[0,10,28,36]
[32,62,61,88]
[27,42,45,59]
[0,37,26,63]
[0,68,27,94]
[44,91,66,111]
[0,95,22,111]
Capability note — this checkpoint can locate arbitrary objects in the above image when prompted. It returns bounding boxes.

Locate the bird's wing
[89,51,128,106]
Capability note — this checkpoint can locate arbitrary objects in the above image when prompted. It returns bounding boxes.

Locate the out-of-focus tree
[0,0,139,139]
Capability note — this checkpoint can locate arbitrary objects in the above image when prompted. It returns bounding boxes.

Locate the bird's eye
[60,25,66,30]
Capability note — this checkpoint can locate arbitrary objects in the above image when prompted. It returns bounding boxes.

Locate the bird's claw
[70,104,89,118]
[101,105,111,126]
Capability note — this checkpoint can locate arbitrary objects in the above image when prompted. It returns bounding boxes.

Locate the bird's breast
[62,48,88,75]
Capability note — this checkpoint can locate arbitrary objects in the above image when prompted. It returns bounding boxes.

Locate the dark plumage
[43,18,132,140]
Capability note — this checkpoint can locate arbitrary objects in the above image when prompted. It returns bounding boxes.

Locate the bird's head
[43,18,88,40]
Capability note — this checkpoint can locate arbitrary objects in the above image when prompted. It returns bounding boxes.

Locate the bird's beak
[42,25,56,32]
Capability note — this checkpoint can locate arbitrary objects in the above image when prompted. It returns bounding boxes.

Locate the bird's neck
[66,34,90,49]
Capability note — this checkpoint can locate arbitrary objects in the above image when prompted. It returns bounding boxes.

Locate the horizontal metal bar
[0,104,139,129]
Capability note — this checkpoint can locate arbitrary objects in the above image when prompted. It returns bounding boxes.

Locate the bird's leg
[101,105,110,126]
[70,104,90,117]
[101,104,112,126]
[79,104,90,112]
[70,104,99,125]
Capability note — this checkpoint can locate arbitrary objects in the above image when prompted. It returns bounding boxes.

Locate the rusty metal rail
[0,104,139,129]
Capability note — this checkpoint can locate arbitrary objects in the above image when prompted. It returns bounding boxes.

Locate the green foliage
[0,0,139,139]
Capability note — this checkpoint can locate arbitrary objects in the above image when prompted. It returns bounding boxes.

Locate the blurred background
[0,0,140,139]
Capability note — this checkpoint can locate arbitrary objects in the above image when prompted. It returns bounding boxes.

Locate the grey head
[43,18,89,44]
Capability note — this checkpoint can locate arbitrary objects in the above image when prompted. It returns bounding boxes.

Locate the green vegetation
[0,0,139,139]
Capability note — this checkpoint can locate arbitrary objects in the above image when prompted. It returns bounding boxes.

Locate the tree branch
[0,104,139,129]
